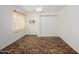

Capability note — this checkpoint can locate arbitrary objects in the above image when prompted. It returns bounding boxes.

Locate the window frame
[13,10,26,33]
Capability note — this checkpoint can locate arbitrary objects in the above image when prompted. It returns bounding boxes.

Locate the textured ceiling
[20,5,65,13]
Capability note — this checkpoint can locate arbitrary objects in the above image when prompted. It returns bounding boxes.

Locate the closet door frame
[38,15,58,37]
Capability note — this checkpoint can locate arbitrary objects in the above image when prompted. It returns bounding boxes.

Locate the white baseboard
[59,35,79,53]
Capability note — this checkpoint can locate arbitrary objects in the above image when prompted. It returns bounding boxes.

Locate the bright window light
[13,11,26,33]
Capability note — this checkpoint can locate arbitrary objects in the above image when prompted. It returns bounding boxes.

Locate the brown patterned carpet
[0,35,77,54]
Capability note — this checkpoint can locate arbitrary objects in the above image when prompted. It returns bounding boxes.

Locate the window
[13,10,26,32]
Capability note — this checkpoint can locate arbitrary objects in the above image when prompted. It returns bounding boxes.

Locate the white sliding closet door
[40,15,58,36]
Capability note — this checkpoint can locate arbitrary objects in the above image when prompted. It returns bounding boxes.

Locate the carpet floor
[0,35,77,54]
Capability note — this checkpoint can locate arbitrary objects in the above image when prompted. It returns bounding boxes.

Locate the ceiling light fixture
[36,7,43,12]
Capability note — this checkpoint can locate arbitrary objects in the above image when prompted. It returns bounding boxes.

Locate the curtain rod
[13,10,26,16]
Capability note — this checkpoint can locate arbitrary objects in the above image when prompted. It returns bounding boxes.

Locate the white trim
[38,15,58,37]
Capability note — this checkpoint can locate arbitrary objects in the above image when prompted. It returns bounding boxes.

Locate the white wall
[26,11,58,36]
[26,13,39,35]
[0,6,26,50]
[58,6,79,53]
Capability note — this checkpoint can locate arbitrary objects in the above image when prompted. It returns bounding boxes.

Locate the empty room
[0,5,79,54]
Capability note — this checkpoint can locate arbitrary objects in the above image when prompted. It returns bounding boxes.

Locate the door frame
[37,15,58,37]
